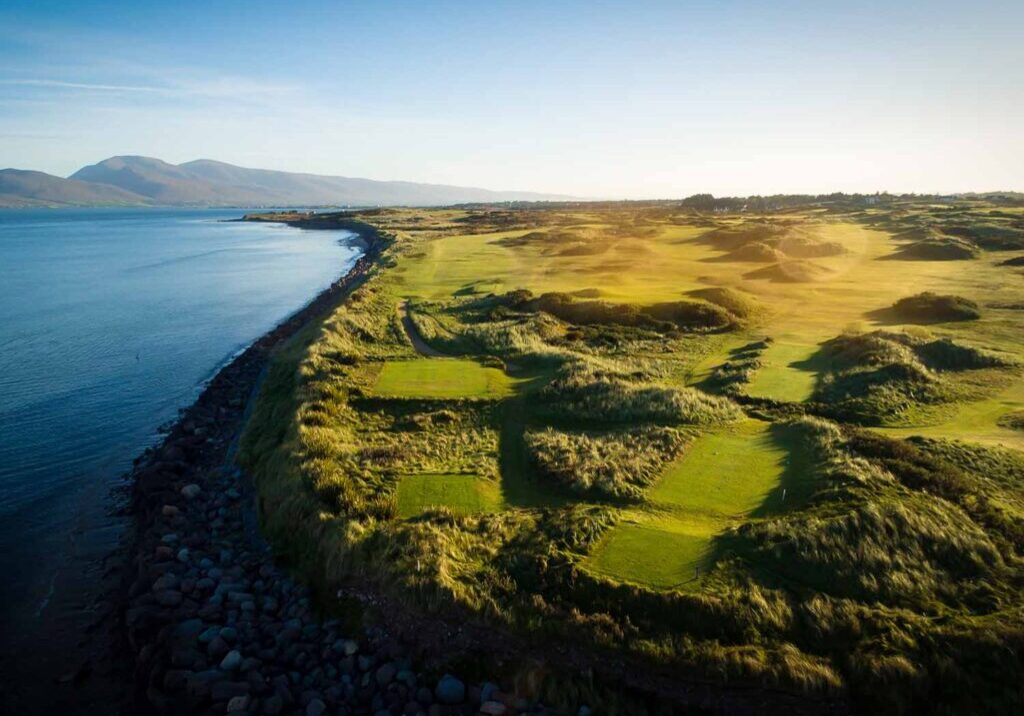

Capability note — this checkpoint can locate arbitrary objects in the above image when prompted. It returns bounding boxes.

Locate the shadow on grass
[496,395,576,510]
[660,422,822,591]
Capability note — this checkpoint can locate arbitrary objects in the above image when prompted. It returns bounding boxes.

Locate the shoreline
[116,218,384,713]
[113,215,553,716]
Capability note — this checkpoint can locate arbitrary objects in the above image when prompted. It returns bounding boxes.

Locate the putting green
[372,358,516,399]
[585,421,810,589]
[395,473,503,518]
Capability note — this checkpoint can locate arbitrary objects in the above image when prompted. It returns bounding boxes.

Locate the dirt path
[399,300,447,357]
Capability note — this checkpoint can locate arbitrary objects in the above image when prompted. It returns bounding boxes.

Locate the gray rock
[199,626,220,644]
[211,680,251,701]
[174,618,204,639]
[220,649,243,671]
[262,694,283,715]
[226,694,251,712]
[154,573,181,592]
[154,589,183,607]
[435,674,465,704]
[306,698,326,716]
[480,702,507,716]
[181,483,202,499]
[375,662,397,686]
[208,635,229,658]
[186,669,227,697]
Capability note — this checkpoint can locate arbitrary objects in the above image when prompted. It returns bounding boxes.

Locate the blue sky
[1,0,1021,197]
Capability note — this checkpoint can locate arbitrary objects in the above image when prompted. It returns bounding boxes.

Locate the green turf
[874,373,1024,451]
[585,420,812,589]
[372,358,517,399]
[649,422,791,513]
[744,340,821,402]
[585,514,714,588]
[395,473,504,517]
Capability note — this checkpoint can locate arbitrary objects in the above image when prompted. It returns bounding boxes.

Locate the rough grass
[239,203,1024,714]
[538,361,741,425]
[812,329,1012,424]
[524,426,687,500]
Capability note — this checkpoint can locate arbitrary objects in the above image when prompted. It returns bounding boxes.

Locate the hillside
[179,158,573,206]
[0,169,149,207]
[31,155,571,207]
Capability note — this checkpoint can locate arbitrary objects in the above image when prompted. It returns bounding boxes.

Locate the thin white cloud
[1,76,300,100]
[0,78,169,93]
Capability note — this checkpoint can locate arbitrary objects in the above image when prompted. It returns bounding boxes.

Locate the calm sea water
[0,208,360,707]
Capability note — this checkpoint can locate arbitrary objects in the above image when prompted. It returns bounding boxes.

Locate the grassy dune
[240,199,1024,713]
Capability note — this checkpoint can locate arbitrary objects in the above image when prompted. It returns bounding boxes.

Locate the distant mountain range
[0,155,574,208]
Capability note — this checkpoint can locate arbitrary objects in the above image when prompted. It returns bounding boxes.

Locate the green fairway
[745,340,821,402]
[649,422,791,513]
[875,374,1024,451]
[395,473,504,517]
[585,421,810,589]
[372,358,517,399]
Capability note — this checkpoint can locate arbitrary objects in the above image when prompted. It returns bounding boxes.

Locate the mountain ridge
[0,155,573,208]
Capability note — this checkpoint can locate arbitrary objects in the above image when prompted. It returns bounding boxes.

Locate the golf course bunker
[745,340,820,402]
[585,421,800,589]
[396,473,503,518]
[373,357,516,399]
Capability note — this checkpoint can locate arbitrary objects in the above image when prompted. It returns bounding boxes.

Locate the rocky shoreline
[120,221,545,716]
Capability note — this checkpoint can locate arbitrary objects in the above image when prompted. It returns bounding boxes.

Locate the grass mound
[726,242,785,262]
[892,236,978,259]
[686,286,762,320]
[996,410,1024,431]
[539,362,741,425]
[517,291,738,332]
[704,339,772,395]
[701,221,790,250]
[813,330,1008,423]
[890,291,981,323]
[773,235,846,258]
[944,223,1024,251]
[496,228,610,257]
[703,221,846,261]
[525,426,687,500]
[744,259,832,283]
